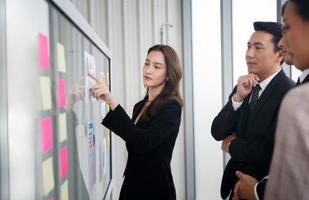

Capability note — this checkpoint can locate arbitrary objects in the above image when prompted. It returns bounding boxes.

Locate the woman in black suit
[89,44,183,200]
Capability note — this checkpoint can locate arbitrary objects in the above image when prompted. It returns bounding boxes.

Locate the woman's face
[143,50,167,89]
[282,1,309,70]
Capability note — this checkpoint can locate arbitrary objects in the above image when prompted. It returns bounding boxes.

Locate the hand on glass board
[88,73,118,110]
[65,77,85,111]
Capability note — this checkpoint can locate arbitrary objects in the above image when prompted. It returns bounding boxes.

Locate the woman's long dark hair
[142,44,183,120]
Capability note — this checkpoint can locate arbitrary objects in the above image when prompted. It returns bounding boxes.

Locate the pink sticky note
[49,197,54,200]
[58,79,67,108]
[38,33,51,68]
[41,117,53,153]
[60,146,69,177]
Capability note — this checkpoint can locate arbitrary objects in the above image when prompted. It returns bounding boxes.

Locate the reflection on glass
[40,6,111,200]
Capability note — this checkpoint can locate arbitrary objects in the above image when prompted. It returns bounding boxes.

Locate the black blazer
[211,70,295,199]
[102,99,182,200]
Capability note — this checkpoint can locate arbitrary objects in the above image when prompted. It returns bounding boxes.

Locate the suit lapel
[246,70,284,133]
[132,99,147,122]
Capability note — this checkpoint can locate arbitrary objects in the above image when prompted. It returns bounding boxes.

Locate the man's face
[282,1,309,70]
[246,31,282,80]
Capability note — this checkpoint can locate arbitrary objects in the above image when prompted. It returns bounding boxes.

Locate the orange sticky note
[41,117,53,153]
[58,79,67,108]
[38,33,50,68]
[59,146,69,177]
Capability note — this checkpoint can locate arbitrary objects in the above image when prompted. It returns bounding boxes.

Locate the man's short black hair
[281,1,288,17]
[253,21,282,52]
[290,0,309,21]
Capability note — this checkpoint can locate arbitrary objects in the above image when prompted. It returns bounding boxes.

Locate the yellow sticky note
[105,73,110,86]
[57,43,66,73]
[42,157,54,195]
[40,76,52,111]
[106,130,111,148]
[58,113,67,143]
[61,180,69,200]
[105,103,110,114]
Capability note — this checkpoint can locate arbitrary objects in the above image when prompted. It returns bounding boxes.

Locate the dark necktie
[296,77,301,86]
[249,84,261,111]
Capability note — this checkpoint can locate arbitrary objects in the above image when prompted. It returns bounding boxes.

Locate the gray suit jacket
[265,83,309,200]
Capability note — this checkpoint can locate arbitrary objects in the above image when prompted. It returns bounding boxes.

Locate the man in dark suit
[233,1,309,199]
[211,21,295,199]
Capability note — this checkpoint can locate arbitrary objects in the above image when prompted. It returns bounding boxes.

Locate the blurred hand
[88,73,118,110]
[221,133,237,153]
[233,171,258,200]
[233,74,260,102]
[65,77,85,111]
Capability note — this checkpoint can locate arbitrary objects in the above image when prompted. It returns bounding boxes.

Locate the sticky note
[105,103,110,114]
[41,117,53,153]
[105,73,110,86]
[40,76,52,110]
[61,180,69,200]
[106,130,110,148]
[84,51,96,103]
[42,157,54,195]
[38,33,50,68]
[58,79,67,108]
[60,146,69,177]
[49,197,54,200]
[58,113,67,143]
[57,43,66,73]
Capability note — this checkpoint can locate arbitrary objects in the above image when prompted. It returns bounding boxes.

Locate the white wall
[232,0,277,83]
[6,0,49,199]
[192,0,224,199]
[107,0,185,199]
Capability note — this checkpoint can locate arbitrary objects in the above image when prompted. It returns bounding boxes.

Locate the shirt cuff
[231,97,243,111]
[254,183,259,200]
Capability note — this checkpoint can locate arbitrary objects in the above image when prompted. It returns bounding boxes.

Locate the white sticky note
[42,157,55,195]
[61,180,69,200]
[84,51,96,103]
[57,43,66,73]
[58,113,67,143]
[40,76,52,110]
